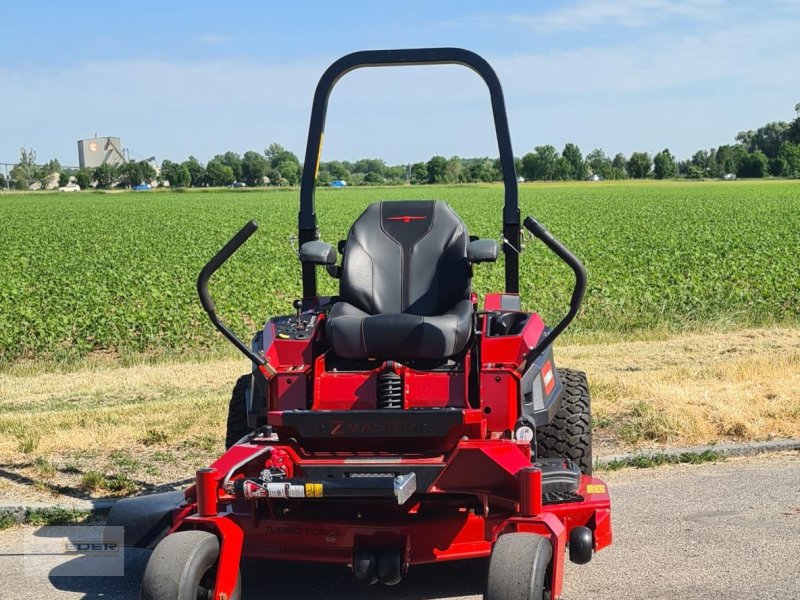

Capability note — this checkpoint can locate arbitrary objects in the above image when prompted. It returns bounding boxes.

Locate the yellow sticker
[585,484,606,494]
[314,133,324,178]
[305,482,323,498]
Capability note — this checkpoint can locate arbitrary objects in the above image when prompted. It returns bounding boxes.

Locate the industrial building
[77,136,125,169]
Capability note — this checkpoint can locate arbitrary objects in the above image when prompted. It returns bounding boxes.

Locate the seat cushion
[327,299,474,360]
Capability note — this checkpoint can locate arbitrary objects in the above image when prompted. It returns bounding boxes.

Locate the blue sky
[2,0,799,167]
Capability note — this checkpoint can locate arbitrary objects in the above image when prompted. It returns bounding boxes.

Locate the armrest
[300,241,337,265]
[468,239,498,263]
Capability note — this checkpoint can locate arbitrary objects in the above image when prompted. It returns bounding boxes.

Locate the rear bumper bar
[228,472,418,505]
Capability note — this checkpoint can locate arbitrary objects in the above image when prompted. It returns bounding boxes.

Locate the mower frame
[112,47,612,600]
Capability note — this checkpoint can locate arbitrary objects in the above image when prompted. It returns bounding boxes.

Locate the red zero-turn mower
[107,48,612,600]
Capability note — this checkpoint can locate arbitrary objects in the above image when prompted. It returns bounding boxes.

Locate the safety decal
[542,361,555,395]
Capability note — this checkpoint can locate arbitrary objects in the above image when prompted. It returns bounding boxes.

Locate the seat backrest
[339,201,471,315]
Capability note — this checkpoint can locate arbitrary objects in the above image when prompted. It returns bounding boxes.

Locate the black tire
[225,374,252,449]
[536,368,593,475]
[485,533,552,600]
[141,530,241,600]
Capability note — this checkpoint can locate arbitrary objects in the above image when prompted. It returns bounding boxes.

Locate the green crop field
[0,180,798,366]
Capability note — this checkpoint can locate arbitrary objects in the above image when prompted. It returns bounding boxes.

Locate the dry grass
[561,328,800,448]
[0,328,798,502]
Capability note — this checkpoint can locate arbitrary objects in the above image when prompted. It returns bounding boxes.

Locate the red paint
[162,290,612,598]
[387,215,427,223]
[196,468,219,517]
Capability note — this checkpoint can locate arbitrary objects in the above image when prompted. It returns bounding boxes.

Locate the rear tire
[225,374,252,449]
[536,368,593,475]
[485,533,552,600]
[140,530,241,600]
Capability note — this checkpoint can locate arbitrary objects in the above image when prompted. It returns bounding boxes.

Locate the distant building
[77,137,125,169]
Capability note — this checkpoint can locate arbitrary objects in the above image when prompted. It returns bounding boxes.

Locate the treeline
[3,103,799,191]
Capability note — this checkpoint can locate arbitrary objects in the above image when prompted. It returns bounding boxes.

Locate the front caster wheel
[485,533,552,600]
[141,530,241,600]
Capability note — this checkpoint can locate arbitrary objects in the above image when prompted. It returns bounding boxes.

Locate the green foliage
[601,450,723,471]
[653,148,677,179]
[626,152,652,179]
[1,182,799,365]
[183,156,206,186]
[9,147,38,190]
[521,145,557,180]
[265,143,301,185]
[161,159,192,188]
[241,150,268,186]
[205,159,235,186]
[0,172,6,189]
[118,161,155,188]
[410,162,428,184]
[736,121,789,159]
[777,142,800,177]
[737,150,768,178]
[562,143,587,180]
[426,155,448,183]
[93,163,118,189]
[75,168,93,189]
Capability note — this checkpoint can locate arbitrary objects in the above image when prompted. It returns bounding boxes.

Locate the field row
[0,180,798,364]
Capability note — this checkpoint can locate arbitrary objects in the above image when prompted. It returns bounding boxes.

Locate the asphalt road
[1,452,797,599]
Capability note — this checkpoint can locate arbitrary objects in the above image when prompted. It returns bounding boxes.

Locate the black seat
[327,200,473,360]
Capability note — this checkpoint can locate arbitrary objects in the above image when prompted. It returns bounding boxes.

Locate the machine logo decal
[542,361,555,395]
[387,215,427,223]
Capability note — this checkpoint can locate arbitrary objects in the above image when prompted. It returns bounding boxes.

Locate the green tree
[552,156,572,181]
[735,121,789,159]
[520,145,558,180]
[653,148,677,179]
[0,172,7,189]
[75,169,93,189]
[586,148,611,179]
[213,152,243,182]
[183,156,206,187]
[410,162,428,184]
[140,161,156,183]
[9,147,37,190]
[626,152,652,179]
[36,158,61,189]
[777,142,800,177]
[736,151,768,178]
[714,144,745,175]
[160,159,177,185]
[610,153,628,179]
[265,143,301,185]
[172,164,191,187]
[562,143,586,180]
[118,162,142,188]
[325,160,350,181]
[427,155,448,183]
[58,169,75,187]
[241,151,268,186]
[93,163,118,189]
[446,156,464,183]
[205,159,235,186]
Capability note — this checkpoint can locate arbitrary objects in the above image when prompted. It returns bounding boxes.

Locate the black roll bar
[196,221,265,366]
[298,47,521,298]
[519,217,587,368]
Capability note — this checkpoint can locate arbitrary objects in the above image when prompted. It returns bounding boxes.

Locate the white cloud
[510,0,725,31]
[1,15,798,166]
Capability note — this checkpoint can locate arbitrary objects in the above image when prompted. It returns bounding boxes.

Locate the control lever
[293,299,304,329]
